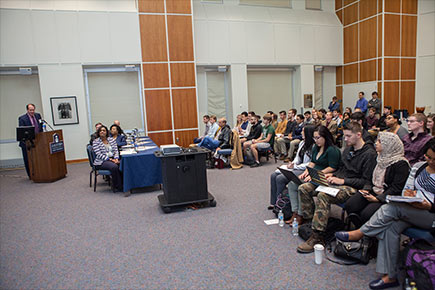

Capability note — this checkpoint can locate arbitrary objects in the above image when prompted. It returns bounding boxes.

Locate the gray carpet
[0,161,393,289]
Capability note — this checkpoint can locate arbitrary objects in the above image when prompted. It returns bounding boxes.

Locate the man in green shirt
[249,113,275,168]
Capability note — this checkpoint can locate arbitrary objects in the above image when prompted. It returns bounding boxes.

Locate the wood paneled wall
[138,0,198,147]
[335,0,418,114]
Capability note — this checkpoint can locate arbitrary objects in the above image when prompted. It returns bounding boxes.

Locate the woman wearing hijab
[344,132,410,227]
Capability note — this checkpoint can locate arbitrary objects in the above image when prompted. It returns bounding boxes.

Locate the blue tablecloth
[119,138,162,192]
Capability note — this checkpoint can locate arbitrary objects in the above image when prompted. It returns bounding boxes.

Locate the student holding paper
[345,132,410,227]
[297,122,377,253]
[336,137,435,290]
[268,125,316,210]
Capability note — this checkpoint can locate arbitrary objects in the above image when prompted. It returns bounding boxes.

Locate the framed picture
[304,94,313,108]
[50,96,79,126]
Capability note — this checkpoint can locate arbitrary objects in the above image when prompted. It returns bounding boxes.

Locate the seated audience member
[321,111,338,142]
[297,122,377,253]
[197,118,231,151]
[241,115,262,147]
[208,115,219,138]
[92,125,123,192]
[336,111,349,146]
[328,96,340,112]
[194,115,211,143]
[110,124,127,149]
[385,114,407,139]
[376,106,392,131]
[342,112,351,128]
[273,110,288,157]
[290,125,340,224]
[351,112,374,145]
[233,114,242,130]
[344,107,352,115]
[304,111,314,125]
[113,120,121,127]
[332,109,342,127]
[89,122,103,145]
[345,132,410,227]
[268,125,316,211]
[275,109,297,159]
[271,113,278,130]
[336,138,435,290]
[427,113,435,136]
[368,91,381,118]
[239,111,251,137]
[402,113,433,165]
[284,114,305,162]
[317,109,327,121]
[366,108,378,129]
[249,114,275,168]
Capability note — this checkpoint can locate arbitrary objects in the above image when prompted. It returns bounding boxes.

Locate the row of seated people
[269,119,434,289]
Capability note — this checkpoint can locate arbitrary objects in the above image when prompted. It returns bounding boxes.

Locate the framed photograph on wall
[50,96,79,126]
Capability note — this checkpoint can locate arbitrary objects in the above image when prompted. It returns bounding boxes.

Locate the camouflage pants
[299,183,357,232]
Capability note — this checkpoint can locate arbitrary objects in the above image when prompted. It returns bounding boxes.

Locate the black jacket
[364,160,410,203]
[284,120,296,136]
[334,143,377,189]
[246,123,262,141]
[217,125,231,149]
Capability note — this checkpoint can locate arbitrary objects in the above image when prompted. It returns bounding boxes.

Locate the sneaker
[250,162,261,168]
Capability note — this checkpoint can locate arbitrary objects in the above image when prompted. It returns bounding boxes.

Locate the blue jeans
[270,171,289,205]
[198,137,220,150]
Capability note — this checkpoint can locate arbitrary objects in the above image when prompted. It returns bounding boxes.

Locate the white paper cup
[314,244,324,265]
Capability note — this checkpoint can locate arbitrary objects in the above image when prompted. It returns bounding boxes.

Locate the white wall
[193,0,342,121]
[0,5,141,162]
[323,66,337,109]
[416,0,435,114]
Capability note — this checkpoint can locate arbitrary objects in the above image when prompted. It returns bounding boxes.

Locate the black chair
[86,145,111,192]
[258,136,277,163]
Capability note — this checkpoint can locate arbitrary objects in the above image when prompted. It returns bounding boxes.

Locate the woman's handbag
[333,236,372,265]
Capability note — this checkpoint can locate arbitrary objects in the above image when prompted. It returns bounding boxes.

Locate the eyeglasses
[313,136,322,140]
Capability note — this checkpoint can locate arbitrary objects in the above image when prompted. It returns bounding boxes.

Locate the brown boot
[286,212,298,224]
[297,231,324,253]
[295,214,306,226]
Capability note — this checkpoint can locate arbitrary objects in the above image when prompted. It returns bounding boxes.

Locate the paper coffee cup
[314,244,324,265]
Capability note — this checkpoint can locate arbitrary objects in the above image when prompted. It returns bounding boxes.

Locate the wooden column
[138,0,198,147]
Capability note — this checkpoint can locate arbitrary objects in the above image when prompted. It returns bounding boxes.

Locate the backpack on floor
[401,239,435,290]
[298,217,345,244]
[272,190,293,221]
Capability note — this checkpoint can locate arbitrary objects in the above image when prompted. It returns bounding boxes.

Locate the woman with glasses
[427,113,435,136]
[336,138,435,290]
[345,132,410,227]
[295,125,341,224]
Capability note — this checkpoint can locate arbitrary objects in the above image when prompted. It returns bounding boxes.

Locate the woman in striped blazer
[92,125,122,192]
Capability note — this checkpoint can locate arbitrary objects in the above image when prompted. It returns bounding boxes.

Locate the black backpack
[401,239,435,290]
[298,217,345,244]
[272,190,293,221]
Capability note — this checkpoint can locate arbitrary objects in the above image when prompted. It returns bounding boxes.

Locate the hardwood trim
[335,0,343,11]
[384,58,400,80]
[402,0,418,14]
[359,0,378,20]
[384,14,401,56]
[377,15,382,58]
[344,24,358,63]
[142,63,169,89]
[344,2,359,26]
[170,63,196,88]
[172,88,198,130]
[359,60,377,82]
[344,0,355,6]
[139,15,168,62]
[336,86,343,112]
[384,0,401,13]
[336,66,343,85]
[336,9,343,24]
[148,132,173,147]
[401,58,416,80]
[138,0,164,13]
[383,82,400,111]
[359,17,377,61]
[167,15,194,62]
[401,15,417,57]
[166,0,191,14]
[145,89,173,131]
[344,63,358,84]
[174,129,198,148]
[400,81,416,113]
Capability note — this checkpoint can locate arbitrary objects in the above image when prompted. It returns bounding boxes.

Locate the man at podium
[18,103,43,178]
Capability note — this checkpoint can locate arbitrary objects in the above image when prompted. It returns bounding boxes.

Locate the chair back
[86,145,96,168]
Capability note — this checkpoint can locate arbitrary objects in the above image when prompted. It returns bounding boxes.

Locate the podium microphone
[39,119,54,131]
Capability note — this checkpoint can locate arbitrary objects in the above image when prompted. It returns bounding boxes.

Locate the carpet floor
[0,161,399,289]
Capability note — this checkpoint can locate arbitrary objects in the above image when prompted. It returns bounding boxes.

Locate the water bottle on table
[292,218,299,236]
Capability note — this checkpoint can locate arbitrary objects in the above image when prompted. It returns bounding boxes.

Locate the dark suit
[18,113,43,177]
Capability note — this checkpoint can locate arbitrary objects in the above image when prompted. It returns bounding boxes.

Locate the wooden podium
[27,130,67,183]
